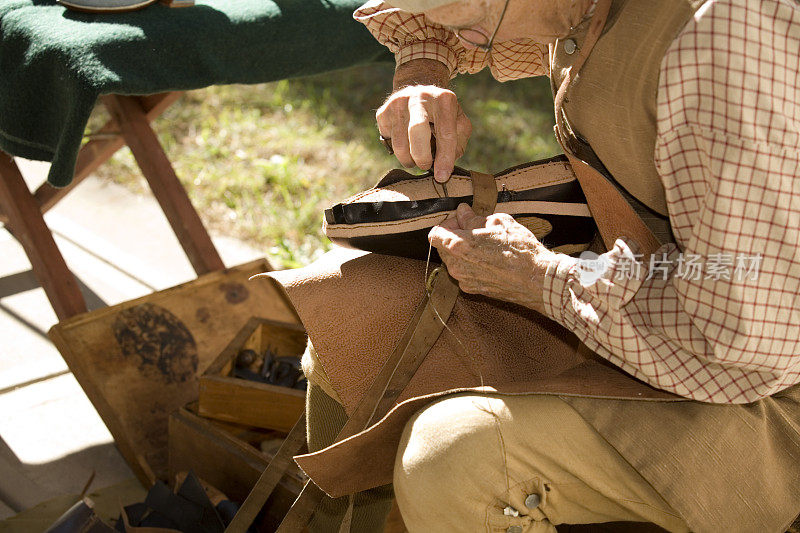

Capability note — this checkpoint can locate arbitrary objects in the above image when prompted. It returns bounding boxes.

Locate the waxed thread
[424,240,513,499]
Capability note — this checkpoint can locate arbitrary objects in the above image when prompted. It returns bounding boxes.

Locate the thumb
[456,203,485,230]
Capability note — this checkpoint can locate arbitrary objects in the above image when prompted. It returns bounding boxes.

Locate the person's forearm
[393,58,451,91]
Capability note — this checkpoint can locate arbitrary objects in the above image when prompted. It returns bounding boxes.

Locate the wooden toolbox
[48,259,299,485]
[198,317,307,432]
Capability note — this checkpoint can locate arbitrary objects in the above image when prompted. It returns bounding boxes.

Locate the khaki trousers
[302,343,690,533]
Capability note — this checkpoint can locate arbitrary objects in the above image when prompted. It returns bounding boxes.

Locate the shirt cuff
[396,39,459,79]
[542,253,580,327]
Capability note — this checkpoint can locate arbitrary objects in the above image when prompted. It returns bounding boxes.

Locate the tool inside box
[198,317,308,433]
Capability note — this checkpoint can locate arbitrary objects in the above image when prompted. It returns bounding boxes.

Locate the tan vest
[550,0,708,247]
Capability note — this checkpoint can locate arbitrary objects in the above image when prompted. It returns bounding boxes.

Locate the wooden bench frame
[0,92,225,321]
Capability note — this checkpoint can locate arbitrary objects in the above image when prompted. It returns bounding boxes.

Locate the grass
[88,63,560,269]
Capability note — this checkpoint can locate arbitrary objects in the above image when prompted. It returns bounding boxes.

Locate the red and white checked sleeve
[541,0,800,403]
[353,0,548,82]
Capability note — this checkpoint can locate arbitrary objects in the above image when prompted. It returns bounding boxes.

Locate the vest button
[564,38,577,55]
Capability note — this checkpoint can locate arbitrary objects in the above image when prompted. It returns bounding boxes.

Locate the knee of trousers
[301,340,343,405]
[392,393,607,525]
[393,393,523,517]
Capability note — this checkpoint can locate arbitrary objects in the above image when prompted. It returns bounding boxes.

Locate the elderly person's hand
[375,0,593,181]
[377,82,472,183]
[428,203,558,313]
[377,56,471,183]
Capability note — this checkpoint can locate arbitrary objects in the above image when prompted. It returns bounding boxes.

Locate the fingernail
[434,169,449,182]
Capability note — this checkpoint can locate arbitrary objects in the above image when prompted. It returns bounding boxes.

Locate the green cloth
[0,0,391,187]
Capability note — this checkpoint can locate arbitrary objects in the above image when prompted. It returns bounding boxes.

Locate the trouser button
[525,493,541,509]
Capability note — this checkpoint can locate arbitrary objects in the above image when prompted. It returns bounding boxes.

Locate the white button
[525,493,541,509]
[564,39,577,55]
[506,527,523,533]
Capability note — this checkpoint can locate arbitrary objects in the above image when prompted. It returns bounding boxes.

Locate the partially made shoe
[323,154,598,261]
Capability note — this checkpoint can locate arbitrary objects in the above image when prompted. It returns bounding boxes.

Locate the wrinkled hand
[376,84,471,182]
[428,204,557,313]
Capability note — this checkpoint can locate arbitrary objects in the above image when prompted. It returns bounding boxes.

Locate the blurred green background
[87,63,560,268]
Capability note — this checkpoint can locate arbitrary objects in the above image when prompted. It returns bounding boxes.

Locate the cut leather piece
[324,155,597,261]
[44,498,117,533]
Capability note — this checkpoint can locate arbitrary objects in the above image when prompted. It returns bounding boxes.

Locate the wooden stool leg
[0,152,87,320]
[0,93,184,227]
[105,94,225,276]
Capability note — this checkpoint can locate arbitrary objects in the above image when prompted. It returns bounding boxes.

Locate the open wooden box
[198,317,307,432]
[48,259,299,485]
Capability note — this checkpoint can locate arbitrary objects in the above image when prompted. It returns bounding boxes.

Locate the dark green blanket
[0,0,391,187]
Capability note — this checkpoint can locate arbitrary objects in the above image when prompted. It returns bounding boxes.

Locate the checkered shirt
[354,0,800,403]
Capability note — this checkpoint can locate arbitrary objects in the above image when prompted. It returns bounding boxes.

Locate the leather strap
[566,155,661,256]
[553,0,661,258]
[223,414,308,533]
[470,171,498,216]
